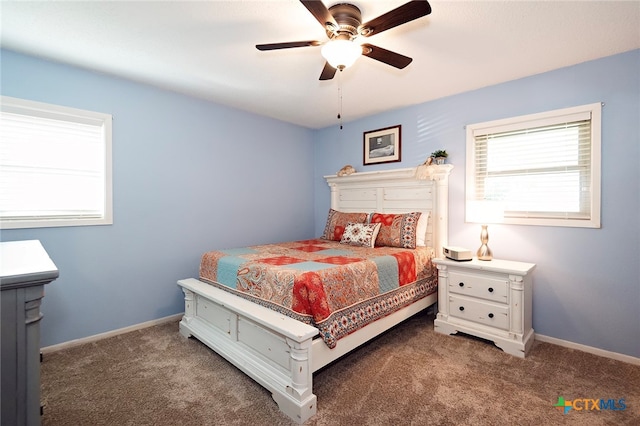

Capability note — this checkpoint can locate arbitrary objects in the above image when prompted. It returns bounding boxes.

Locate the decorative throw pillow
[370,211,422,249]
[340,222,382,248]
[321,209,369,241]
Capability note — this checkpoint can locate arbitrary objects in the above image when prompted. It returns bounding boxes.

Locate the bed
[177,165,453,423]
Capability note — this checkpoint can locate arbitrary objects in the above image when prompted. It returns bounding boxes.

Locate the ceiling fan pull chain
[338,70,344,130]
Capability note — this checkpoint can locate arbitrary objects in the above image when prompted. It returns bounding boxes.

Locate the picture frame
[363,125,401,165]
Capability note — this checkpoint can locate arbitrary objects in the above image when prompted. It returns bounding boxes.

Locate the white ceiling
[1,1,639,129]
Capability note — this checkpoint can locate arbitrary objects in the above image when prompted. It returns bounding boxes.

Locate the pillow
[340,222,382,248]
[370,212,422,249]
[416,211,430,247]
[321,209,369,241]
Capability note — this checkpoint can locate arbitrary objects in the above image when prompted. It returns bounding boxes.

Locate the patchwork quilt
[199,239,437,348]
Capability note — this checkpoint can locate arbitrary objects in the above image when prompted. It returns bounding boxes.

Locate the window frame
[466,102,602,228]
[0,96,113,229]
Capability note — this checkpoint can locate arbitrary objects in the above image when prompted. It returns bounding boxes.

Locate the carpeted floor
[41,311,639,425]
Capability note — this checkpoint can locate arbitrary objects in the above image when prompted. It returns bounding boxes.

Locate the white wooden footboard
[178,278,319,424]
[178,277,438,424]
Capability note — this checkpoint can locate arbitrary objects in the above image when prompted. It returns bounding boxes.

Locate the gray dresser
[1,240,58,426]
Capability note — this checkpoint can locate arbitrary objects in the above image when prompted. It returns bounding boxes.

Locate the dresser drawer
[448,271,508,303]
[448,295,509,330]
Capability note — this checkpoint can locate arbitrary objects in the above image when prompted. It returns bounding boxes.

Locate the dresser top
[433,257,536,275]
[0,240,59,289]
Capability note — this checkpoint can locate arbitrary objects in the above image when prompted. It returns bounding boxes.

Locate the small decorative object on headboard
[337,164,356,176]
[430,149,448,165]
[416,163,453,181]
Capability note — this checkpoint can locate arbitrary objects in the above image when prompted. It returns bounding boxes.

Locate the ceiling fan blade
[256,40,322,51]
[300,0,338,31]
[361,44,412,69]
[319,62,337,80]
[360,0,431,37]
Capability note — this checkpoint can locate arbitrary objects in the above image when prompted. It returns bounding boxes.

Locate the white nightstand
[433,257,535,358]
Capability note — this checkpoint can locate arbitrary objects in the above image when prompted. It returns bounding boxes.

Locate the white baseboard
[41,315,640,366]
[535,334,640,366]
[41,313,184,354]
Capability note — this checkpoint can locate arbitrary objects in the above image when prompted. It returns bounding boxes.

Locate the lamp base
[477,224,493,260]
[477,244,493,261]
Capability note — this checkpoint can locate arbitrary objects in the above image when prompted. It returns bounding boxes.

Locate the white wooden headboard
[324,165,453,257]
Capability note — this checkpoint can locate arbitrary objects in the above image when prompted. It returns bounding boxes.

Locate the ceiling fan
[256,0,432,80]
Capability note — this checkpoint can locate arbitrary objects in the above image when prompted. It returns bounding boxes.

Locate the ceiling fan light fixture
[321,39,361,70]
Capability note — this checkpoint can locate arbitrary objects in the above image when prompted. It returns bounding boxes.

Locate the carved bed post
[287,337,313,398]
[328,181,339,210]
[416,164,453,257]
[433,173,450,256]
[179,287,195,338]
[269,337,317,424]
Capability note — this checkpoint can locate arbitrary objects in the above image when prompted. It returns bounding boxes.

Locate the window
[0,96,112,229]
[466,103,601,228]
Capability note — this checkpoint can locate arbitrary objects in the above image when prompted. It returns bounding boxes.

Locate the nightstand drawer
[448,271,508,303]
[449,295,509,330]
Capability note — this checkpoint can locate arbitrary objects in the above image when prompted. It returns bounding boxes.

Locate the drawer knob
[459,306,465,311]
[488,313,494,318]
[488,287,494,293]
[459,282,464,287]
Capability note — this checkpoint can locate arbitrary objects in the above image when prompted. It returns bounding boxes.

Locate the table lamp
[467,201,504,261]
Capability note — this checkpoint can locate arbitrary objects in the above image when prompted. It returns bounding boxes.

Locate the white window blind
[0,96,112,229]
[466,103,601,228]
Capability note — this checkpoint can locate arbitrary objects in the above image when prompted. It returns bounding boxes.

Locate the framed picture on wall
[363,125,401,165]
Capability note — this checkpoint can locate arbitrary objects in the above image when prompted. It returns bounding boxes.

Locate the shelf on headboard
[324,164,453,185]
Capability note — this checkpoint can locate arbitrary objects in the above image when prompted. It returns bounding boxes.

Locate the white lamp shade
[321,39,362,69]
[466,200,505,224]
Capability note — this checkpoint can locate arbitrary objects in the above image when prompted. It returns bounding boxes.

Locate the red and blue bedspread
[199,239,437,348]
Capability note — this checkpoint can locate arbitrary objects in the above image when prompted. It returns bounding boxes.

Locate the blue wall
[314,49,640,358]
[1,49,316,347]
[2,48,638,358]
